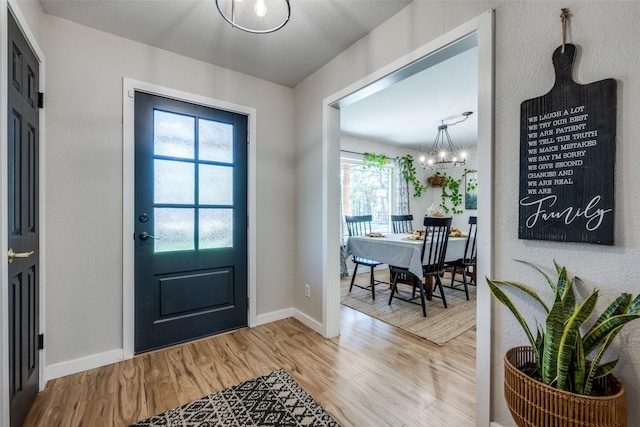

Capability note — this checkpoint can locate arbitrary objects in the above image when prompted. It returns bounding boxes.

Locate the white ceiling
[39,0,412,88]
[38,0,477,148]
[340,44,478,149]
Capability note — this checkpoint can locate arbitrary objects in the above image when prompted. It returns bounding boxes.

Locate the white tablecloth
[346,233,467,279]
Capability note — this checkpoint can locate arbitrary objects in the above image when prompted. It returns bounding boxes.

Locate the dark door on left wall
[7,10,41,427]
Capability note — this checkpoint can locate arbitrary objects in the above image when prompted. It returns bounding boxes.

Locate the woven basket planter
[504,346,626,427]
[427,176,446,186]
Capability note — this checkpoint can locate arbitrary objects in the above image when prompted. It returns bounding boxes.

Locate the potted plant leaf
[487,261,640,427]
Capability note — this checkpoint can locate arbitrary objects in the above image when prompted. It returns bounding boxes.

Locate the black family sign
[519,44,616,245]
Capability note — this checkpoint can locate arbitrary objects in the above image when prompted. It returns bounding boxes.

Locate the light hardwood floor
[24,306,476,426]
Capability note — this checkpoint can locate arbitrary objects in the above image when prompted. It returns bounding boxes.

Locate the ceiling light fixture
[419,111,473,170]
[216,0,291,34]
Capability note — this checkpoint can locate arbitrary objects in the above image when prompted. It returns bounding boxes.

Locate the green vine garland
[436,169,477,214]
[362,152,427,198]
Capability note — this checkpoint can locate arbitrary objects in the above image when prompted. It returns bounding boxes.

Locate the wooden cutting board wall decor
[518,13,617,245]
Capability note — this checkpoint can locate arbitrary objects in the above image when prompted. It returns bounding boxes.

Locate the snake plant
[487,261,640,396]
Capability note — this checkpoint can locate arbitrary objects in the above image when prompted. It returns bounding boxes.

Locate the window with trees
[341,159,393,235]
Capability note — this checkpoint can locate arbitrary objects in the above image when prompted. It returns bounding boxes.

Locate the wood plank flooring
[24,306,476,426]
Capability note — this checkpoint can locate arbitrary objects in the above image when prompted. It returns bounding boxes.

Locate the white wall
[10,0,44,45]
[294,1,640,426]
[491,2,640,424]
[31,10,294,368]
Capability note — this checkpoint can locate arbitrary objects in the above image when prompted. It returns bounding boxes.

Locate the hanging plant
[398,154,427,198]
[426,171,447,186]
[362,152,390,169]
[362,152,427,198]
[437,169,476,214]
[466,171,478,194]
[439,173,463,214]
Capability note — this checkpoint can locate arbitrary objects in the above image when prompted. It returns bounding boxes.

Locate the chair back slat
[463,216,478,264]
[391,214,413,233]
[420,216,452,275]
[345,215,373,237]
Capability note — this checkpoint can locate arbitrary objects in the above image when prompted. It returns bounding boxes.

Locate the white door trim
[1,1,47,426]
[122,79,257,359]
[321,10,495,427]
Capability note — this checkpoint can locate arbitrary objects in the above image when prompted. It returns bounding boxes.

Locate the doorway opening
[321,10,494,426]
[338,38,478,341]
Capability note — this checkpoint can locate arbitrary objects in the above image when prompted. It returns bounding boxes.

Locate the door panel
[7,11,40,427]
[158,269,233,316]
[134,92,248,353]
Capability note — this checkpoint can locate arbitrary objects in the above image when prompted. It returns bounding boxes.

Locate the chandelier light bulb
[254,0,267,17]
[421,112,473,170]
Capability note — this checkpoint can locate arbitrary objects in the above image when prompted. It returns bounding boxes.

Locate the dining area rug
[341,272,476,346]
[130,369,340,426]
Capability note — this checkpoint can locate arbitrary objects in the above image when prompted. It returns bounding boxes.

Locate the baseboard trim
[256,308,324,336]
[46,309,324,381]
[256,308,294,326]
[291,309,324,335]
[46,349,123,381]
[490,422,505,427]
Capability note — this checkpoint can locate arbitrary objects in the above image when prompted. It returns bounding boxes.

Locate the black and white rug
[130,368,340,426]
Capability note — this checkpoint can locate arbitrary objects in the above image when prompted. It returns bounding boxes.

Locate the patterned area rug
[130,369,340,426]
[342,271,476,346]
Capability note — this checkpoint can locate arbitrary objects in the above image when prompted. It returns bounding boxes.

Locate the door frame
[1,1,47,425]
[321,10,494,427]
[122,79,257,359]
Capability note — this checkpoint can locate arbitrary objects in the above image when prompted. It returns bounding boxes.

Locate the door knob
[139,232,157,241]
[8,248,35,264]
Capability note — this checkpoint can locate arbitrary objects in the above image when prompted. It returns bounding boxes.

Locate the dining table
[346,232,469,299]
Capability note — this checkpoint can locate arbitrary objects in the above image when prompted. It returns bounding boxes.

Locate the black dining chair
[345,215,383,300]
[389,214,415,285]
[445,216,477,300]
[388,216,451,316]
[391,214,413,233]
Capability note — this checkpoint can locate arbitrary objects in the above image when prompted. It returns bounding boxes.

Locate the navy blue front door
[134,92,248,353]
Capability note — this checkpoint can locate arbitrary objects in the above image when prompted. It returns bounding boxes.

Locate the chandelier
[216,0,291,34]
[420,111,473,170]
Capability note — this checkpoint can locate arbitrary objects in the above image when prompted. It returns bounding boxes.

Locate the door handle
[139,232,157,241]
[8,248,35,264]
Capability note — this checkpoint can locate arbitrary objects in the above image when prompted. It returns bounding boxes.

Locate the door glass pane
[154,110,195,159]
[199,209,233,249]
[199,164,233,205]
[199,118,233,163]
[154,160,194,204]
[154,208,194,252]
